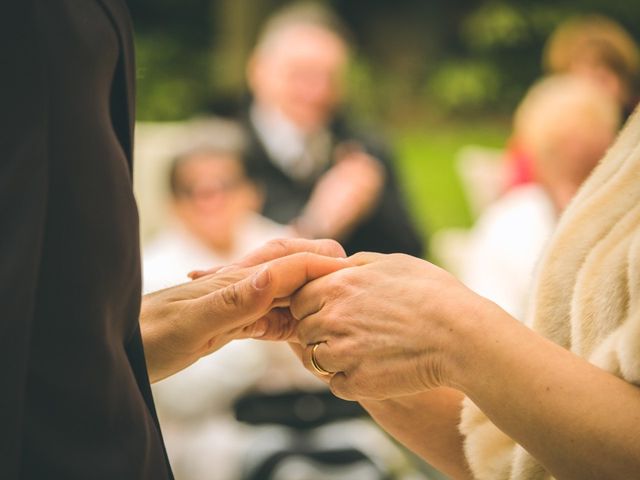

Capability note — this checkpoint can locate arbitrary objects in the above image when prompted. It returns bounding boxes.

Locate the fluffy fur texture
[459,109,640,480]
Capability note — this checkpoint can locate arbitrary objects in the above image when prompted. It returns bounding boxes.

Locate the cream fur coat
[458,111,640,480]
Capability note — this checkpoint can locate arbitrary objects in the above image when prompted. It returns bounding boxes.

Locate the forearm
[361,388,472,480]
[454,300,640,479]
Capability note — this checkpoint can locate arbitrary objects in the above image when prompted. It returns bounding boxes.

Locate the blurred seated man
[461,75,620,320]
[241,2,424,256]
[143,145,288,293]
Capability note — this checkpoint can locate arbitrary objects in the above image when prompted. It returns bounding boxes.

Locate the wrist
[446,294,519,394]
[414,282,499,393]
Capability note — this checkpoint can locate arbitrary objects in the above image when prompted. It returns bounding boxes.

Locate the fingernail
[252,267,271,290]
[251,319,268,338]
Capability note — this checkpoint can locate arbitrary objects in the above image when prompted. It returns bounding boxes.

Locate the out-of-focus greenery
[135,35,211,120]
[129,0,640,121]
[392,121,509,240]
[127,0,638,238]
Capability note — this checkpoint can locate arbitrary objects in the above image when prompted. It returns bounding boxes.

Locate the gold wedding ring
[310,343,333,376]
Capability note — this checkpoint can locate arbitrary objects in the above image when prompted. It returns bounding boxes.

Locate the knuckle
[265,238,291,256]
[350,251,369,263]
[327,273,352,298]
[389,252,410,262]
[299,251,313,263]
[220,282,242,308]
[332,338,353,359]
[294,320,309,343]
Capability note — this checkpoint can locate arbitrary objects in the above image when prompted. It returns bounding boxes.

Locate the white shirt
[250,103,332,182]
[142,214,328,480]
[460,184,557,322]
[143,213,289,294]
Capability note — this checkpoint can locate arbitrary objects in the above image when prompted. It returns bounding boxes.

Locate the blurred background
[130,0,640,243]
[128,1,640,479]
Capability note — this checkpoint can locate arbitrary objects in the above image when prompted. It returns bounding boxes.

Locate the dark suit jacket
[1,1,172,478]
[242,114,425,257]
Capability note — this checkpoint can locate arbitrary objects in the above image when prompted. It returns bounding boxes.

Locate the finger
[266,252,349,299]
[329,372,357,401]
[289,272,336,322]
[295,310,333,346]
[188,270,208,280]
[188,263,238,281]
[239,308,298,341]
[289,257,387,324]
[195,253,349,335]
[302,342,342,378]
[348,251,385,266]
[188,239,346,280]
[235,238,347,268]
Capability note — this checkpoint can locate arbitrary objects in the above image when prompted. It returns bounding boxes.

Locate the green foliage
[128,0,640,122]
[344,56,381,120]
[426,60,502,113]
[463,3,531,51]
[135,35,211,120]
[392,121,509,240]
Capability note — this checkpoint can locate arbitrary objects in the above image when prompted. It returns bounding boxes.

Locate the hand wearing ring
[290,252,464,401]
[310,343,334,376]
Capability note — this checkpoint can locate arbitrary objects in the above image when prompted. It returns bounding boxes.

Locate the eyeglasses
[175,178,246,201]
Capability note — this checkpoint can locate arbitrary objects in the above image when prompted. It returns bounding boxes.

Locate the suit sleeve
[0,3,49,475]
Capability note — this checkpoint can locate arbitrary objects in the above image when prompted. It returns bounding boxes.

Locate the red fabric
[505,139,536,189]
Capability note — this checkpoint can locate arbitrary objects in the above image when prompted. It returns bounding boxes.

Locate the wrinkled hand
[291,252,484,401]
[141,239,348,383]
[295,146,385,241]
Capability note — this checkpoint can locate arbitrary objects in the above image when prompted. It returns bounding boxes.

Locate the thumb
[196,266,276,336]
[194,253,350,339]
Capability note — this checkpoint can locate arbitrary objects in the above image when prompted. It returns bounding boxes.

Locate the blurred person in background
[143,144,298,479]
[143,144,288,293]
[461,74,620,320]
[241,2,424,257]
[544,14,640,117]
[508,14,640,187]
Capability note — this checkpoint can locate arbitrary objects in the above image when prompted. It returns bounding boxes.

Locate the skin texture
[140,238,347,383]
[160,240,640,478]
[286,250,640,480]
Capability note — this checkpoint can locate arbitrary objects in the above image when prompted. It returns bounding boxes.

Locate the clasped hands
[141,238,481,402]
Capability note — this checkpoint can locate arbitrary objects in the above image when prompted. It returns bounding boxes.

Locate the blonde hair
[543,15,640,92]
[514,74,621,186]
